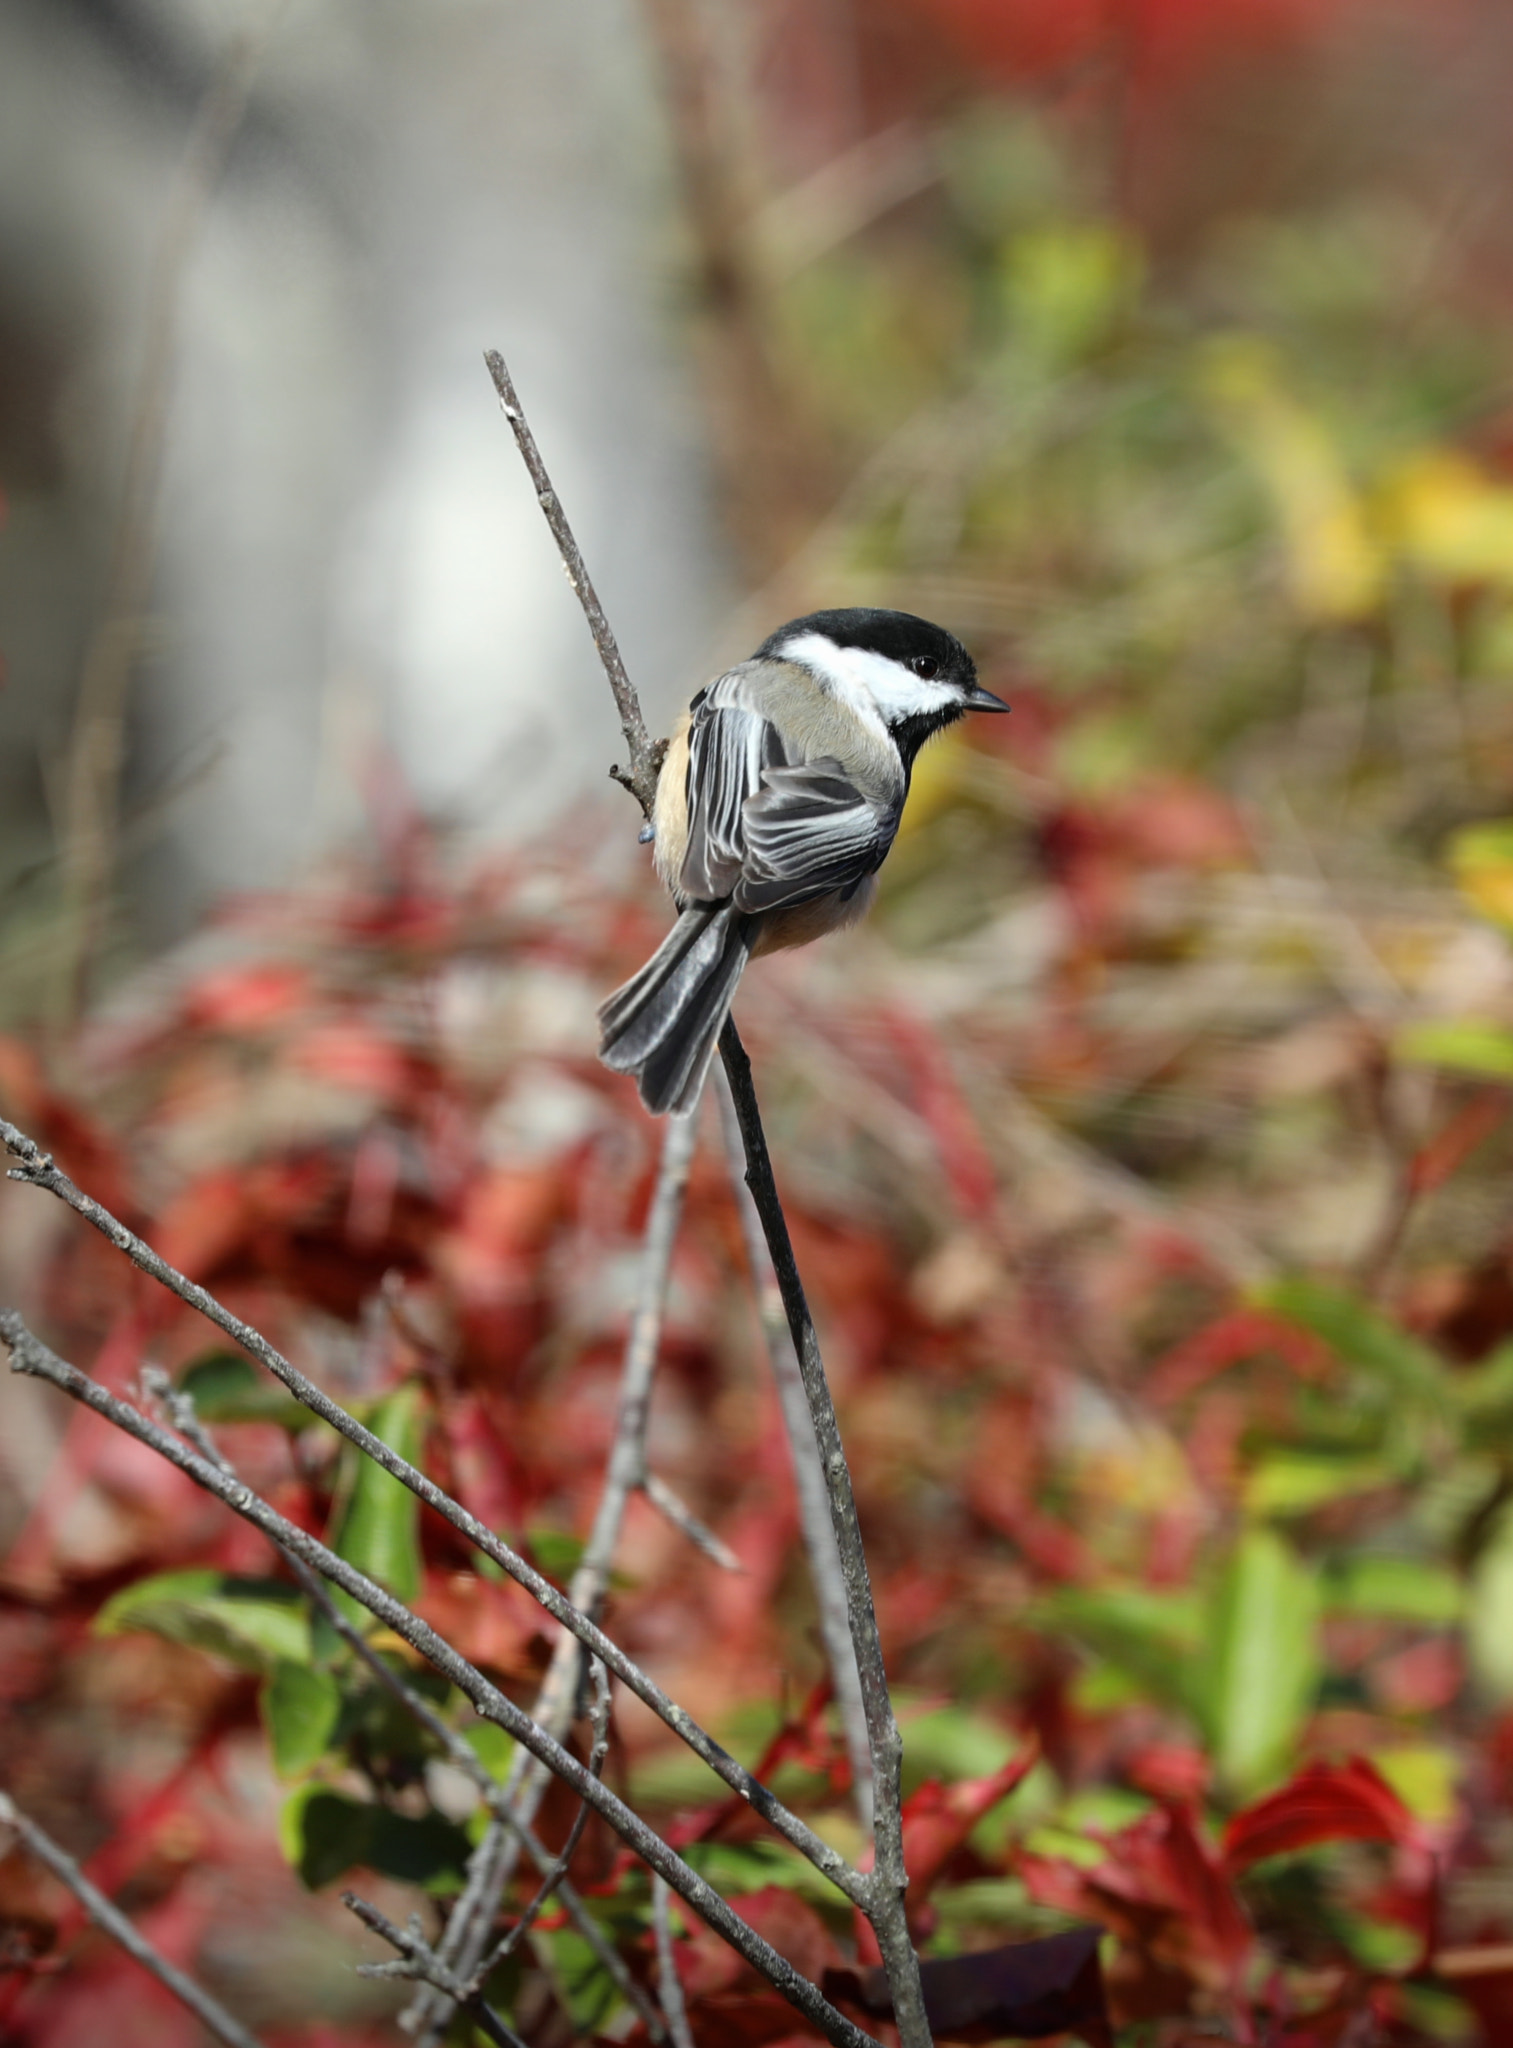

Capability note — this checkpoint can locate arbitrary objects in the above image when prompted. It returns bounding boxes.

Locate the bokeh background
[12,1,1513,2042]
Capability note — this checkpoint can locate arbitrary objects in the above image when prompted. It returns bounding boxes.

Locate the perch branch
[483,349,664,813]
[0,1789,264,2048]
[0,1118,856,1902]
[0,1316,878,2048]
[714,1065,874,1825]
[717,1018,930,2047]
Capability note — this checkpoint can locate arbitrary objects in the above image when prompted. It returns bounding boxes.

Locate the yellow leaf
[1200,335,1382,621]
[1374,448,1513,590]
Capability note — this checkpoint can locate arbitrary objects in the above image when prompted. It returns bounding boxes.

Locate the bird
[598,606,1008,1116]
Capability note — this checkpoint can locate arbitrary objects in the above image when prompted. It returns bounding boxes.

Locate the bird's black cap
[757,606,975,680]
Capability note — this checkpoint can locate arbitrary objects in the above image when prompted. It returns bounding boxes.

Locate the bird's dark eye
[910,655,940,680]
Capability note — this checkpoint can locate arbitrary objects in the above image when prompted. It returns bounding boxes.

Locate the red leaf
[1020,1805,1252,1987]
[892,1739,1040,1902]
[182,963,311,1033]
[1407,1087,1509,1198]
[1221,1756,1418,1872]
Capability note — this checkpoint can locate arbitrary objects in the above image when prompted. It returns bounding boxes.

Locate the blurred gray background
[0,0,727,973]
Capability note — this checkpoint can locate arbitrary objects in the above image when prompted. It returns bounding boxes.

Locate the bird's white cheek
[778,632,957,722]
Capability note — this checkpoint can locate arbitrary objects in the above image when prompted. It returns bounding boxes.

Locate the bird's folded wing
[733,761,895,914]
[678,664,896,911]
[679,670,788,901]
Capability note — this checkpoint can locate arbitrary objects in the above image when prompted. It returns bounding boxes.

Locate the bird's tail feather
[599,902,753,1116]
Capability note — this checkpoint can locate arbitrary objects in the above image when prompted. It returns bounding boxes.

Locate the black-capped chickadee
[599,607,1008,1115]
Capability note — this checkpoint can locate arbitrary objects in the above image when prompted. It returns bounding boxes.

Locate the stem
[0,1790,264,2048]
[717,1018,931,2048]
[482,349,664,814]
[714,1064,874,1827]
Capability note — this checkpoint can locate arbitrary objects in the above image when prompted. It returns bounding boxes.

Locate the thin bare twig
[137,1368,664,2041]
[0,1316,879,2048]
[471,1658,612,1986]
[341,1894,526,2048]
[718,1018,931,2048]
[0,1789,264,2048]
[652,1874,697,2048]
[482,350,664,814]
[0,1118,855,1902]
[643,1467,744,1571]
[414,1104,703,2035]
[714,1065,873,1826]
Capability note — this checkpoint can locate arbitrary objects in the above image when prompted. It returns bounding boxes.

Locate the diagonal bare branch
[0,1116,857,1902]
[138,1366,665,2041]
[0,1789,264,2048]
[1,1314,880,2048]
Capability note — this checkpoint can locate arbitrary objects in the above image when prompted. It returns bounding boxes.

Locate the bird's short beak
[964,683,1010,713]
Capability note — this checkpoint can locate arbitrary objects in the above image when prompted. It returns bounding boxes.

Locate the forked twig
[470,1658,613,1987]
[341,1893,526,2048]
[0,1790,264,2048]
[413,1103,707,2034]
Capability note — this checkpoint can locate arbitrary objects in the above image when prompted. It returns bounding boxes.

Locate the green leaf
[897,1702,1026,1787]
[1395,1019,1513,1079]
[330,1382,425,1610]
[1323,1554,1464,1625]
[263,1660,342,1777]
[1469,1503,1513,1700]
[1244,1451,1402,1518]
[281,1786,471,1893]
[527,1529,586,1582]
[681,1838,845,1909]
[1372,1744,1460,1822]
[177,1352,308,1428]
[1028,1584,1205,1719]
[534,1925,623,2034]
[1256,1278,1447,1409]
[1197,1526,1321,1796]
[96,1570,309,1672]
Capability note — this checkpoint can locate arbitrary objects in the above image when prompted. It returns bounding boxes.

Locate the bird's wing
[678,667,787,901]
[733,761,896,914]
[678,661,899,912]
